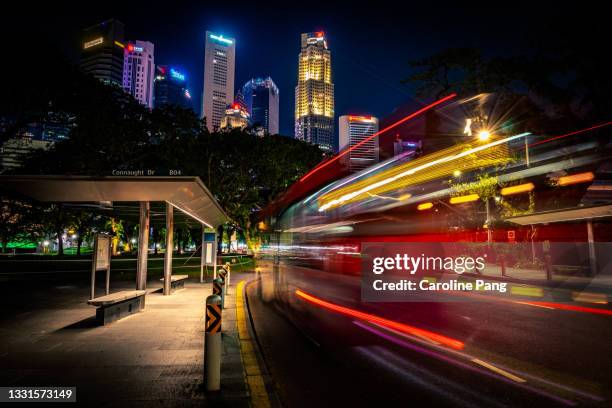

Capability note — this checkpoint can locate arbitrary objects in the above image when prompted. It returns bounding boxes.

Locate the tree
[40,204,73,256]
[5,50,323,251]
[0,194,41,253]
[71,210,106,256]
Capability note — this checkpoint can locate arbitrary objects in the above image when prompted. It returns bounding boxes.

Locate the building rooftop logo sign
[84,37,104,49]
[210,34,233,45]
[170,68,185,81]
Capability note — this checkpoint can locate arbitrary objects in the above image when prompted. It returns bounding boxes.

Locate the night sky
[3,1,600,136]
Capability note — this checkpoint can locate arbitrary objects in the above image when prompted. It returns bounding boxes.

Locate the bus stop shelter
[0,175,229,295]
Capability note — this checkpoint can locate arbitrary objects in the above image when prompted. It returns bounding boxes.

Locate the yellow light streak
[417,202,434,210]
[318,132,529,212]
[449,194,479,204]
[557,172,594,186]
[500,182,535,196]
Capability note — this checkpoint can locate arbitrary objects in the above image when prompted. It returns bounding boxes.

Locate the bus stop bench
[160,275,189,292]
[87,290,146,325]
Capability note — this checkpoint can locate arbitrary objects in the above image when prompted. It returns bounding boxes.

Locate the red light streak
[299,93,458,182]
[519,301,612,316]
[529,121,612,148]
[295,289,465,350]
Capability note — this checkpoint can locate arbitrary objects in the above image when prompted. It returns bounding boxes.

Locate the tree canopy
[1,44,323,249]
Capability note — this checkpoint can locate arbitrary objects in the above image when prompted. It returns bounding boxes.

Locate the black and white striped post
[204,294,222,392]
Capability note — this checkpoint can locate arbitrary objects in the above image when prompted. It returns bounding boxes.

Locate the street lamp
[478,130,491,141]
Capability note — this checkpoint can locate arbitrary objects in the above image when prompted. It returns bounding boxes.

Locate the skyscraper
[294,32,335,152]
[339,115,379,172]
[202,32,236,131]
[80,19,126,86]
[154,66,192,110]
[241,77,279,135]
[122,41,155,108]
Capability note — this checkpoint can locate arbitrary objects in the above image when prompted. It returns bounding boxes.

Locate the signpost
[201,231,217,283]
[90,234,112,300]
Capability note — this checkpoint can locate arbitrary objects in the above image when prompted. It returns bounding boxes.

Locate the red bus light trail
[299,93,458,182]
[519,301,612,316]
[528,121,612,148]
[295,289,465,350]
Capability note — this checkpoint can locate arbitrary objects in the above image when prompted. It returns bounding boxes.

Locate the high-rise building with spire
[294,32,335,152]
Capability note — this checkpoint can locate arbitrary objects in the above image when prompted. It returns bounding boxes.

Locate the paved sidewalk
[0,272,261,406]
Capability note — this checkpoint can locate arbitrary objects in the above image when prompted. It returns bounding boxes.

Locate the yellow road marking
[472,358,527,383]
[236,280,271,408]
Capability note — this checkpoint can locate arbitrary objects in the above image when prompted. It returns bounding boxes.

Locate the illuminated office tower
[154,66,192,109]
[241,77,279,135]
[202,32,236,131]
[80,19,126,86]
[122,41,155,108]
[294,32,335,152]
[339,115,379,172]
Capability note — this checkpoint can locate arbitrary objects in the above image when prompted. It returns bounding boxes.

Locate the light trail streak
[500,182,535,196]
[354,321,578,406]
[557,172,595,186]
[318,132,529,211]
[295,288,465,350]
[299,93,457,182]
[516,301,612,316]
[528,121,612,148]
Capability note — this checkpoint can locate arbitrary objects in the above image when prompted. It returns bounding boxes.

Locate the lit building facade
[154,66,192,109]
[294,32,335,152]
[202,32,236,131]
[241,77,279,135]
[339,115,379,172]
[122,41,155,108]
[220,99,251,130]
[80,19,126,86]
[1,136,52,171]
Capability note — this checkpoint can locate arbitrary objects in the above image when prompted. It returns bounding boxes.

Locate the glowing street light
[478,130,491,141]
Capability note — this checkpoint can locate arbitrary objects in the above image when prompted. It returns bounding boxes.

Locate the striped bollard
[213,278,224,309]
[223,264,231,289]
[204,294,222,392]
[218,268,228,299]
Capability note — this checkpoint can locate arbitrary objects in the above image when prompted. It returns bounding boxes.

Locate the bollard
[256,268,263,298]
[219,273,227,309]
[499,254,507,277]
[223,264,231,289]
[544,254,552,281]
[218,268,228,295]
[204,294,222,392]
[213,278,224,309]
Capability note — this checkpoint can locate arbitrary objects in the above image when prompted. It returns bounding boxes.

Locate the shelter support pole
[136,201,150,290]
[213,230,218,279]
[200,227,205,283]
[163,203,174,295]
[587,219,597,277]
